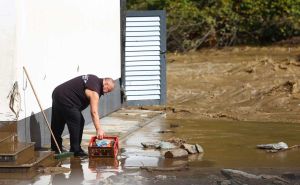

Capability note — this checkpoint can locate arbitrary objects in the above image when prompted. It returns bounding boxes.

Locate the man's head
[103,78,115,93]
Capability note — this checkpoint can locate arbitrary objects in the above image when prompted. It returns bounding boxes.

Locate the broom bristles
[54,152,74,160]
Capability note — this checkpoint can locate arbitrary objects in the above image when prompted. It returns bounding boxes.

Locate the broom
[23,67,73,159]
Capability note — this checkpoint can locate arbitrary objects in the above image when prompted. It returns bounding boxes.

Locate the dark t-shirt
[52,75,103,110]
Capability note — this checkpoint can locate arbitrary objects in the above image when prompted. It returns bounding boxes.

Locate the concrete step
[0,121,17,133]
[0,132,14,144]
[0,141,35,164]
[0,151,57,179]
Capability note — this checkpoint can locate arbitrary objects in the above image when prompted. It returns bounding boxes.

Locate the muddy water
[165,119,300,168]
[122,117,300,169]
[3,117,300,185]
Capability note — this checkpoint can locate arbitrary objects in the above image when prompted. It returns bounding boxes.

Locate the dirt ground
[162,46,300,123]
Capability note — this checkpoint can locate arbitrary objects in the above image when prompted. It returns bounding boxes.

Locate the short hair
[104,77,115,88]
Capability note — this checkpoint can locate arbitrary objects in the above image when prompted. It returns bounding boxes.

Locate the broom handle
[23,67,62,154]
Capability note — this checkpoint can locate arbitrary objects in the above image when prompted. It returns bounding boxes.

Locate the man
[51,74,115,157]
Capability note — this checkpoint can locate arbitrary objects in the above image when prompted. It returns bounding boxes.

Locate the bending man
[51,74,115,157]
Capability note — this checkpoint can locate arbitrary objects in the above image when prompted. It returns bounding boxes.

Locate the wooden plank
[126,41,160,46]
[127,95,160,101]
[126,17,160,22]
[126,90,160,96]
[125,61,160,66]
[125,51,160,57]
[125,46,160,52]
[126,36,160,41]
[125,70,160,76]
[126,66,160,71]
[126,26,160,32]
[126,80,160,85]
[126,75,160,81]
[126,85,160,91]
[126,31,160,37]
[125,56,160,61]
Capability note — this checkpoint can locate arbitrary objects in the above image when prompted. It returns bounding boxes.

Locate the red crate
[88,136,119,158]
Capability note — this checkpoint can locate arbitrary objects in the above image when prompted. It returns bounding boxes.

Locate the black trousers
[51,101,85,153]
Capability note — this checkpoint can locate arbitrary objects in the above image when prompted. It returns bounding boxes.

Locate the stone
[159,141,176,149]
[256,142,288,150]
[180,144,198,154]
[195,144,204,153]
[141,142,160,149]
[165,149,189,158]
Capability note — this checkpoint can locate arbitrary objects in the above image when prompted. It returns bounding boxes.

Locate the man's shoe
[73,149,88,157]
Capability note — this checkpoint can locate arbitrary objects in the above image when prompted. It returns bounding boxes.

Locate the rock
[165,149,189,158]
[141,142,160,149]
[221,169,261,180]
[281,172,296,180]
[257,142,288,150]
[180,144,198,154]
[260,174,289,184]
[195,144,204,153]
[217,180,231,185]
[159,141,176,149]
[282,172,300,180]
[221,169,289,185]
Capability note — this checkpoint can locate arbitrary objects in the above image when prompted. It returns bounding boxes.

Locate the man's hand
[96,128,105,139]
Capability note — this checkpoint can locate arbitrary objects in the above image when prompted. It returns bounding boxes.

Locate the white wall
[0,0,17,121]
[0,0,121,121]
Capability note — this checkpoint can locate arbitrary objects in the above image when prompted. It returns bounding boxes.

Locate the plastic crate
[88,136,119,158]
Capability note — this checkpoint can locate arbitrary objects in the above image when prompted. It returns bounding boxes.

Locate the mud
[165,46,300,123]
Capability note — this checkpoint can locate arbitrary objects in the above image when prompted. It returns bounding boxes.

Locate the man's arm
[85,89,104,139]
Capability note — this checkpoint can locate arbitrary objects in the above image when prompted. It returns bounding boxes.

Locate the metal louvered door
[125,10,166,106]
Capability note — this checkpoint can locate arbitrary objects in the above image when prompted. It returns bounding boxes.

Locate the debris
[170,123,179,128]
[7,82,21,119]
[140,165,188,172]
[165,149,189,158]
[95,139,112,147]
[257,142,288,150]
[180,144,198,154]
[39,167,71,174]
[266,145,300,153]
[165,137,186,146]
[245,67,254,73]
[221,169,290,185]
[158,130,175,133]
